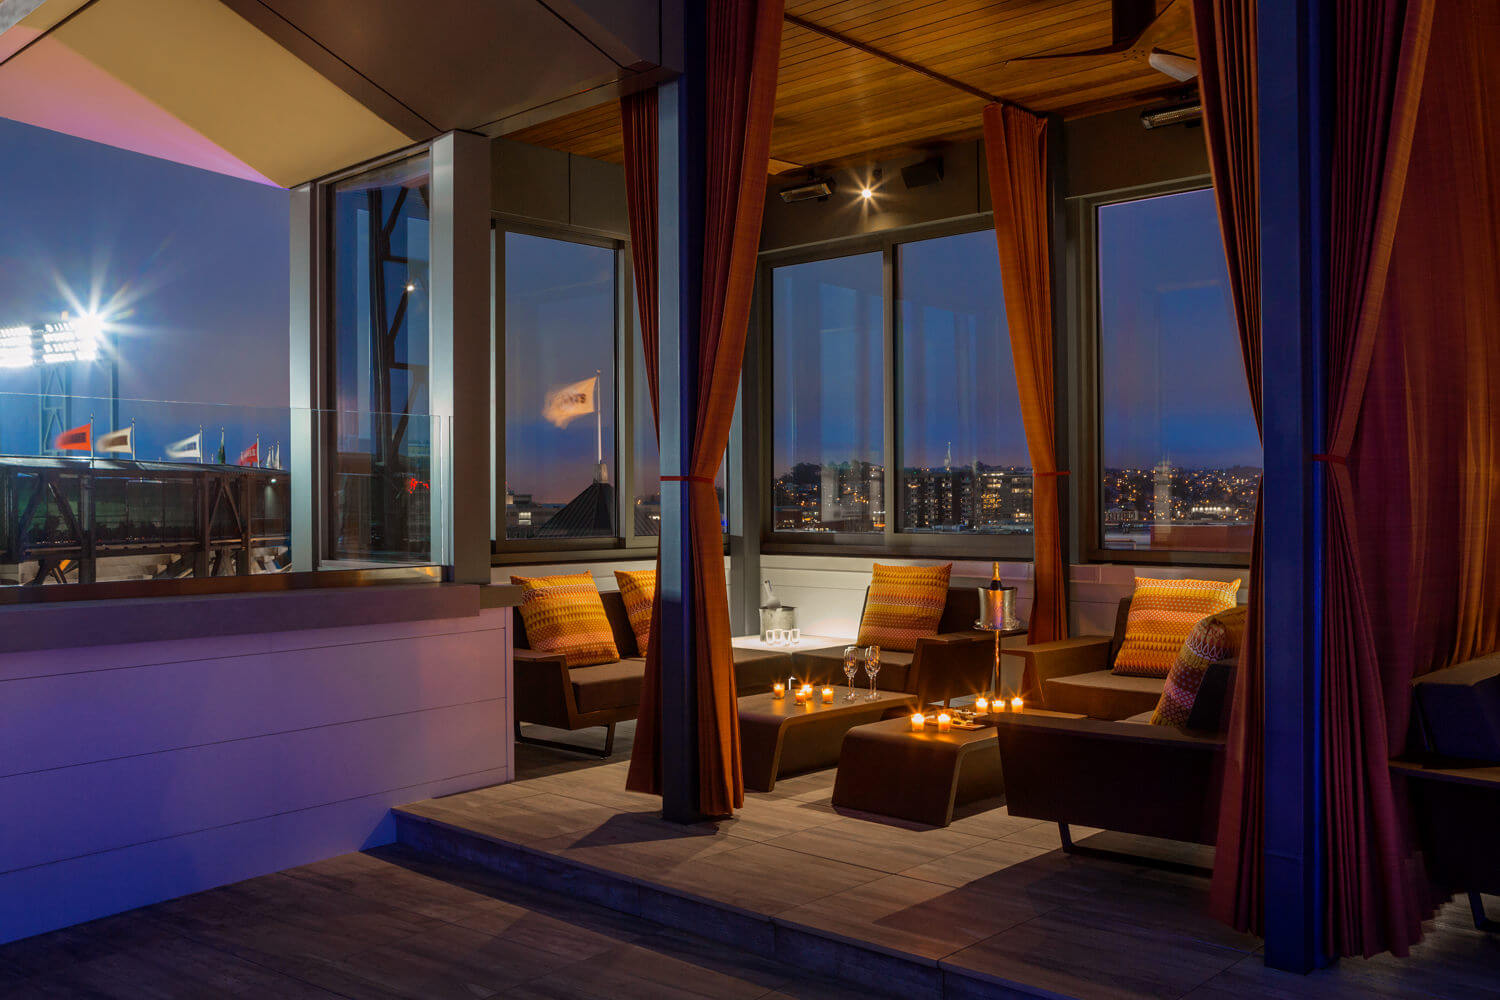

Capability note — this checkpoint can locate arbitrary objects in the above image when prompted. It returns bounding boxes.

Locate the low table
[738,686,915,792]
[833,708,1085,827]
[731,633,852,653]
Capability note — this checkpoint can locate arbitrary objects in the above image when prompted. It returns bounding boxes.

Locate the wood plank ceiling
[504,0,1196,173]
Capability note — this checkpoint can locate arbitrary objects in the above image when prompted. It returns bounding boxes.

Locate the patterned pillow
[1150,605,1248,726]
[1112,576,1241,678]
[855,562,952,652]
[613,569,655,657]
[511,572,619,668]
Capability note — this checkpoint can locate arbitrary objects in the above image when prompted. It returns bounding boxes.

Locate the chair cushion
[1151,606,1248,726]
[1113,577,1241,678]
[511,572,620,668]
[856,562,952,652]
[1123,710,1156,724]
[1045,670,1166,721]
[613,569,655,657]
[570,658,646,715]
[732,647,794,696]
[792,645,915,693]
[1413,652,1500,762]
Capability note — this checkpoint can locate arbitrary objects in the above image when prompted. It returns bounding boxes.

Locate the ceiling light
[1140,102,1203,129]
[859,187,873,200]
[405,283,416,292]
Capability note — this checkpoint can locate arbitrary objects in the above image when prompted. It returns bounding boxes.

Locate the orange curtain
[626,0,783,816]
[982,103,1065,670]
[1193,0,1265,937]
[621,88,659,428]
[1322,0,1435,959]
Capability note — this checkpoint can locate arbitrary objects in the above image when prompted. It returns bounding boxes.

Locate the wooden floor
[390,721,1500,1000]
[0,843,868,1000]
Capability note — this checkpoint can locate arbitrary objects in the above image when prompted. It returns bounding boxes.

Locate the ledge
[0,582,519,655]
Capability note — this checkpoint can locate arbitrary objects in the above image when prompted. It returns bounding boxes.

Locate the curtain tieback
[1033,470,1070,477]
[1311,453,1348,466]
[660,475,716,484]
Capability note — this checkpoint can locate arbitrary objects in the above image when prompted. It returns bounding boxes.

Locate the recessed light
[859,187,873,200]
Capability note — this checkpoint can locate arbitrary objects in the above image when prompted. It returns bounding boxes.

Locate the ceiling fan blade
[1148,50,1198,82]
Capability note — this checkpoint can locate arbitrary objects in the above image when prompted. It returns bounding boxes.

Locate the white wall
[0,601,512,944]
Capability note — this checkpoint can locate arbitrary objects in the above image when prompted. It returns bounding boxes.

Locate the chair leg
[514,720,617,759]
[1056,821,1212,877]
[1469,891,1499,932]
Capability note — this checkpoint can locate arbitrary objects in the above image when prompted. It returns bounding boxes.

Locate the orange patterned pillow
[1150,606,1247,726]
[613,569,655,657]
[511,572,619,668]
[1113,576,1241,678]
[855,562,952,652]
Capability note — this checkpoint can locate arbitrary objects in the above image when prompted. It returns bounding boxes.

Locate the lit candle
[910,713,926,731]
[772,683,785,699]
[794,686,806,705]
[974,696,989,714]
[1010,696,1024,713]
[937,713,952,732]
[821,687,834,704]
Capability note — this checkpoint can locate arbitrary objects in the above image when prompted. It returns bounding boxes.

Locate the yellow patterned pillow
[1150,606,1247,726]
[855,563,952,652]
[1113,577,1241,678]
[511,572,619,668]
[613,569,655,657]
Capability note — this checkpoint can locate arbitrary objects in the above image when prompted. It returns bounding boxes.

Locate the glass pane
[771,253,885,534]
[1097,188,1260,552]
[329,154,432,564]
[504,232,617,539]
[896,230,1032,535]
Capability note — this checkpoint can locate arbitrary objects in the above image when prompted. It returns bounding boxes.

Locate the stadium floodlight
[0,314,103,368]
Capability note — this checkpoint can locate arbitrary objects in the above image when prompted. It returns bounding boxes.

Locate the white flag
[166,431,202,460]
[97,426,133,454]
[542,375,598,429]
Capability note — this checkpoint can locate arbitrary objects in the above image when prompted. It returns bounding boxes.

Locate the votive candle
[1010,696,1024,713]
[821,687,834,704]
[772,682,785,699]
[937,713,952,732]
[974,696,989,714]
[910,712,926,731]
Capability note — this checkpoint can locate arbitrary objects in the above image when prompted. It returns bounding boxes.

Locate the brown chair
[513,588,797,756]
[790,587,992,707]
[992,655,1236,870]
[1010,596,1239,719]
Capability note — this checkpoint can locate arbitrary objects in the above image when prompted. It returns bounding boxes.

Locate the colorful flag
[54,423,90,452]
[97,426,133,454]
[542,375,598,429]
[166,431,202,461]
[237,441,258,466]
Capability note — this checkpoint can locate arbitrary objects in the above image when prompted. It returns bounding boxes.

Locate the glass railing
[0,391,448,587]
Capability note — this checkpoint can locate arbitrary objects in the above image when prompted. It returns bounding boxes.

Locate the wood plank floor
[391,721,1500,1000]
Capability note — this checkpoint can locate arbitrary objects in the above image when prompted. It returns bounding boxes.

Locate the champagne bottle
[989,561,1002,590]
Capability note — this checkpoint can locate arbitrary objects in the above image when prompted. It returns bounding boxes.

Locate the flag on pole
[216,428,226,465]
[237,441,259,467]
[97,426,134,454]
[542,375,599,429]
[166,431,202,461]
[54,423,91,452]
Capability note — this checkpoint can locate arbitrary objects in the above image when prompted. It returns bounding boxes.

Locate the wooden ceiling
[504,0,1196,173]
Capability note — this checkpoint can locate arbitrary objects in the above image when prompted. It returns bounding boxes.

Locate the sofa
[790,586,992,707]
[1010,596,1240,721]
[513,589,796,756]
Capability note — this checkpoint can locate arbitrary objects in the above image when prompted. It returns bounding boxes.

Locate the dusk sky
[0,118,288,460]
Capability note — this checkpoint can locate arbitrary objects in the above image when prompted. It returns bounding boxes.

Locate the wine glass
[864,644,881,699]
[842,646,860,699]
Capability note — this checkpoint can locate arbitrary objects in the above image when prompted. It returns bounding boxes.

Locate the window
[1096,187,1260,554]
[502,231,617,540]
[897,230,1032,534]
[329,153,432,565]
[770,253,885,534]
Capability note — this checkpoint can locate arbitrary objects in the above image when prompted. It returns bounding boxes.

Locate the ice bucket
[759,606,798,639]
[976,586,1019,631]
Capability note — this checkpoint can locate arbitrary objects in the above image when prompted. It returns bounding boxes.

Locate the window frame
[491,217,655,557]
[1074,177,1255,568]
[757,216,1035,561]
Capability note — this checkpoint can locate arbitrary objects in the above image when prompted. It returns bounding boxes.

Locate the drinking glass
[864,645,881,699]
[842,646,860,699]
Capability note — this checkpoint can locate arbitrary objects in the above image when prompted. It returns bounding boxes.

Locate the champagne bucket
[759,606,797,639]
[976,586,1019,631]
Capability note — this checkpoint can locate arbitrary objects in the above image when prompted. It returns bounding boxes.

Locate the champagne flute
[842,646,860,699]
[864,644,881,699]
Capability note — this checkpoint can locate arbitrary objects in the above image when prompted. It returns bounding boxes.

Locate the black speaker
[900,156,944,189]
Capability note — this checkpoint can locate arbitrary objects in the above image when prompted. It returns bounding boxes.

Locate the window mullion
[882,241,898,544]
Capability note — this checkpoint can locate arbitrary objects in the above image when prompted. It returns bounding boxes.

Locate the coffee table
[832,708,1084,827]
[738,686,916,792]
